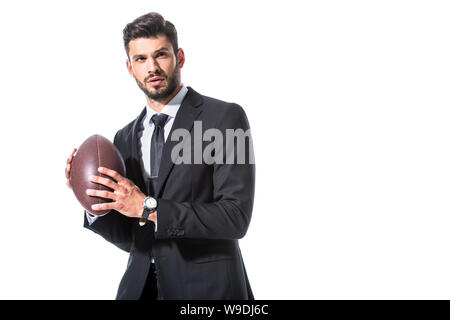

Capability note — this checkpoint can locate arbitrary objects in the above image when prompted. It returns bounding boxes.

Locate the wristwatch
[139,196,158,226]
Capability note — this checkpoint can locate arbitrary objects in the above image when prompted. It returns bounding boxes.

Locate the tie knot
[151,113,169,128]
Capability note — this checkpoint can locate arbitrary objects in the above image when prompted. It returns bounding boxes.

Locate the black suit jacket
[84,87,255,300]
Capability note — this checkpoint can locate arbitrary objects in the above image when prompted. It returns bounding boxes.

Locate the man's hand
[86,167,156,222]
[65,148,77,188]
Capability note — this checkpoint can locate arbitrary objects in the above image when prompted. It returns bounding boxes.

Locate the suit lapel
[130,107,147,192]
[155,86,203,197]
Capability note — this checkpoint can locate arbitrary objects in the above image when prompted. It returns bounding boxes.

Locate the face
[126,35,184,102]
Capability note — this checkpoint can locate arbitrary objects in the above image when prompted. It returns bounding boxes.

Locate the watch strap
[139,208,151,226]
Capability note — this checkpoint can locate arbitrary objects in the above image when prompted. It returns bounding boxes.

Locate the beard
[134,61,181,102]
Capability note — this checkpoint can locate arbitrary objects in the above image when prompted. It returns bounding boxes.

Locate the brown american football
[70,134,126,215]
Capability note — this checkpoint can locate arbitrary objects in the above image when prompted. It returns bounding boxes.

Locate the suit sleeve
[83,210,133,252]
[82,130,134,252]
[155,104,255,240]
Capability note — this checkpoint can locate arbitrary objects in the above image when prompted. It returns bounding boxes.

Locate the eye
[156,52,167,58]
[135,57,146,62]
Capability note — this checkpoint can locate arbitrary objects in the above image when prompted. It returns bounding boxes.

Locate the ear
[176,48,185,69]
[126,58,134,77]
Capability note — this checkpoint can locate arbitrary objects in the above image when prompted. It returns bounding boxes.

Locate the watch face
[145,197,157,209]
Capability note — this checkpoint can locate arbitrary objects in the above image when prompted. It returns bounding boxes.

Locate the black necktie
[150,113,169,179]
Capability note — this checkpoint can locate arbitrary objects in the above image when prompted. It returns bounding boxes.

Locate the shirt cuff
[85,210,107,225]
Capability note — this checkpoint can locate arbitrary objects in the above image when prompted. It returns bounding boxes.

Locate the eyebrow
[154,47,170,54]
[131,47,170,60]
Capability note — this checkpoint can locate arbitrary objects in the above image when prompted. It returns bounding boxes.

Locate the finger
[89,175,118,190]
[98,167,125,183]
[65,148,77,180]
[86,189,117,200]
[66,148,77,164]
[91,202,115,211]
[66,179,72,189]
[65,163,71,179]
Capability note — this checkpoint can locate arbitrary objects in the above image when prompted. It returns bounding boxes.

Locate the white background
[0,0,449,299]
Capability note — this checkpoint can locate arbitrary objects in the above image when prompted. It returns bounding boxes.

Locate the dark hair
[123,12,178,57]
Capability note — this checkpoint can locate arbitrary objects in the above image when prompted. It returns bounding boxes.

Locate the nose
[147,57,160,75]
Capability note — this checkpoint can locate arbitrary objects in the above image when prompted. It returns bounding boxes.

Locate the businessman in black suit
[65,12,255,300]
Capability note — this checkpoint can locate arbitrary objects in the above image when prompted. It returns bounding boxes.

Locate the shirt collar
[145,84,188,120]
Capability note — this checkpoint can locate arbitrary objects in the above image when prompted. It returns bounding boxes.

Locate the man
[65,12,255,300]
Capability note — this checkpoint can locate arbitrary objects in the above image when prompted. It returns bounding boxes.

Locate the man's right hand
[65,148,77,189]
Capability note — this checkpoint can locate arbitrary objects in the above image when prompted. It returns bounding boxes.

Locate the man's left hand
[86,167,150,220]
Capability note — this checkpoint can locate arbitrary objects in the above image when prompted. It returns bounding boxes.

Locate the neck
[146,84,182,113]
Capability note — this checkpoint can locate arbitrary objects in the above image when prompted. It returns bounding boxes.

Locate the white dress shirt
[138,84,188,180]
[85,84,188,227]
